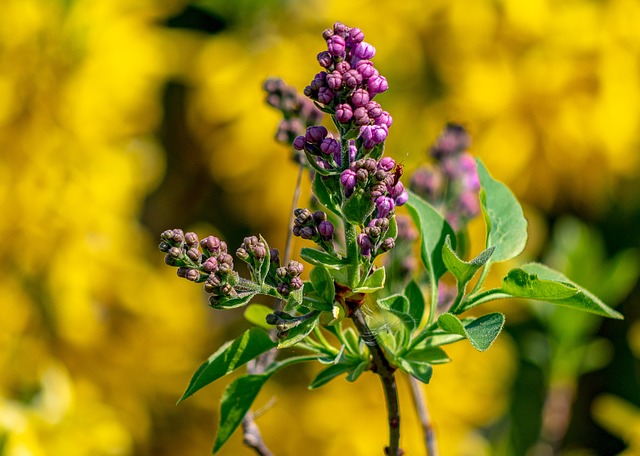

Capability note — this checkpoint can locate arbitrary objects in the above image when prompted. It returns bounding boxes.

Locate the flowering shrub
[160,22,622,456]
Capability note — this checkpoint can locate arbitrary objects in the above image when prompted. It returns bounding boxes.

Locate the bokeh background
[1,0,639,455]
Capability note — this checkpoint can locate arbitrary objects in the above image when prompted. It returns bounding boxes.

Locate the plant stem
[408,376,438,456]
[344,220,360,288]
[350,307,402,456]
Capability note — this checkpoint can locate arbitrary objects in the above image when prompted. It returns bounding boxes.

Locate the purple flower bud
[293,135,306,150]
[317,87,334,104]
[300,226,316,239]
[333,22,350,37]
[360,124,388,149]
[310,72,327,91]
[186,268,200,282]
[357,168,369,182]
[367,75,388,96]
[370,182,387,199]
[458,191,480,218]
[340,169,358,195]
[202,257,219,273]
[290,276,304,290]
[395,190,409,206]
[168,246,182,259]
[287,260,304,276]
[380,237,395,252]
[187,248,201,261]
[363,158,378,173]
[322,28,334,40]
[327,71,343,90]
[458,153,481,191]
[375,196,395,218]
[343,69,363,89]
[170,229,185,244]
[355,60,376,79]
[327,35,346,57]
[353,106,370,126]
[374,111,393,128]
[353,41,376,60]
[201,235,221,253]
[335,61,351,74]
[320,137,340,156]
[318,220,334,239]
[335,103,353,123]
[431,123,470,158]
[185,232,199,247]
[366,101,382,119]
[351,88,370,107]
[313,210,327,223]
[388,181,405,199]
[277,283,290,296]
[347,27,365,46]
[357,233,373,257]
[305,125,328,144]
[317,51,333,68]
[378,157,395,171]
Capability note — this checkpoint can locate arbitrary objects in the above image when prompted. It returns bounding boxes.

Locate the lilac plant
[159,22,623,456]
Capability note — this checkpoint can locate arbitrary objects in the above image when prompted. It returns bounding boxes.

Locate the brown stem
[408,376,438,456]
[350,307,403,456]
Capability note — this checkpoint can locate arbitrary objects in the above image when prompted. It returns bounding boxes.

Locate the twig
[350,307,403,456]
[408,375,438,456]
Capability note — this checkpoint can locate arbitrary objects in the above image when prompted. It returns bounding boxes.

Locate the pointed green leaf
[517,263,623,319]
[442,235,495,286]
[476,158,528,263]
[310,266,335,304]
[437,312,505,352]
[378,294,416,333]
[179,327,276,403]
[502,268,578,300]
[346,360,369,382]
[209,291,257,310]
[313,174,342,215]
[284,286,304,312]
[308,362,355,389]
[404,280,425,328]
[353,267,386,293]
[342,188,375,226]
[300,247,345,270]
[399,358,433,384]
[213,374,269,453]
[244,304,274,330]
[405,191,456,281]
[277,313,320,348]
[257,234,271,284]
[403,344,450,365]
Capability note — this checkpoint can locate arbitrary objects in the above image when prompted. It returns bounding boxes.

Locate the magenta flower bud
[395,190,409,206]
[320,137,340,156]
[431,123,470,158]
[378,157,396,172]
[375,196,395,218]
[374,111,393,128]
[310,72,327,91]
[335,103,353,123]
[353,41,376,60]
[355,60,376,79]
[347,27,364,46]
[201,236,221,253]
[290,276,304,290]
[202,257,218,273]
[388,181,405,199]
[458,153,481,191]
[357,233,373,257]
[185,232,199,247]
[186,268,200,282]
[351,88,370,107]
[317,51,333,68]
[293,135,306,150]
[353,106,370,126]
[333,22,350,37]
[360,124,388,148]
[366,101,382,119]
[367,75,388,96]
[340,169,358,193]
[305,125,328,144]
[327,71,343,90]
[458,191,480,218]
[318,220,334,238]
[327,35,346,57]
[343,69,363,89]
[335,61,351,74]
[317,86,334,104]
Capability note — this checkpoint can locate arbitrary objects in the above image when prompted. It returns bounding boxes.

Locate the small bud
[236,247,250,261]
[299,226,316,240]
[287,260,304,277]
[380,237,395,252]
[168,246,182,258]
[202,257,219,273]
[186,248,201,262]
[201,236,221,253]
[185,232,199,247]
[318,220,334,239]
[335,103,353,123]
[266,313,279,325]
[290,276,303,290]
[186,268,200,282]
[356,168,369,182]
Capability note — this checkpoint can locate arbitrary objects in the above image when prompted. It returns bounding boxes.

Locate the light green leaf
[179,327,276,403]
[277,313,320,348]
[342,188,375,226]
[313,173,342,215]
[353,267,386,293]
[399,358,433,384]
[310,266,335,304]
[209,291,257,310]
[502,268,578,300]
[308,363,355,389]
[405,191,455,281]
[300,247,345,270]
[404,280,425,329]
[442,235,495,287]
[516,263,623,319]
[244,304,274,330]
[437,312,505,352]
[402,344,450,365]
[476,158,528,263]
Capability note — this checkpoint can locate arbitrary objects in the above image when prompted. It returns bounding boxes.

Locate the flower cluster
[292,208,335,251]
[274,260,304,297]
[159,229,240,303]
[263,77,323,152]
[410,124,481,231]
[293,127,357,168]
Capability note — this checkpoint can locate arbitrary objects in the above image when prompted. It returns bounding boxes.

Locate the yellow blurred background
[1,0,639,455]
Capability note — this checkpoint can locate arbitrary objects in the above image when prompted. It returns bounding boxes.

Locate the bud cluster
[410,124,481,231]
[357,217,396,258]
[292,208,335,252]
[159,229,239,302]
[275,260,304,297]
[263,77,323,151]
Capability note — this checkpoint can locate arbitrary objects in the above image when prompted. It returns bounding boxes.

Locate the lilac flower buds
[275,260,305,297]
[292,208,335,252]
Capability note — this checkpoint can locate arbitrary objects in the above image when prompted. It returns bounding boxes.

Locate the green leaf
[398,358,433,384]
[300,247,345,270]
[346,360,369,382]
[442,235,495,287]
[179,327,276,403]
[209,291,257,310]
[244,304,274,330]
[405,191,456,281]
[213,374,269,453]
[353,267,386,293]
[516,263,623,319]
[476,158,528,263]
[342,188,375,226]
[404,280,425,328]
[378,294,416,334]
[284,286,304,312]
[310,266,336,304]
[313,174,342,216]
[308,362,355,389]
[502,268,578,300]
[257,234,271,284]
[277,313,320,348]
[437,312,505,352]
[402,344,450,365]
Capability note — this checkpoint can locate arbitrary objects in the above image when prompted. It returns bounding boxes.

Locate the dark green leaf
[346,360,369,382]
[277,313,320,348]
[442,235,495,286]
[342,188,375,226]
[300,247,345,270]
[308,363,355,389]
[179,327,276,403]
[476,158,528,263]
[516,263,623,319]
[284,286,304,312]
[243,304,274,330]
[404,280,425,328]
[405,191,456,281]
[399,358,433,384]
[257,234,271,284]
[378,294,409,314]
[353,267,386,293]
[437,312,505,352]
[209,291,257,309]
[310,266,335,304]
[313,174,342,216]
[402,343,450,365]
